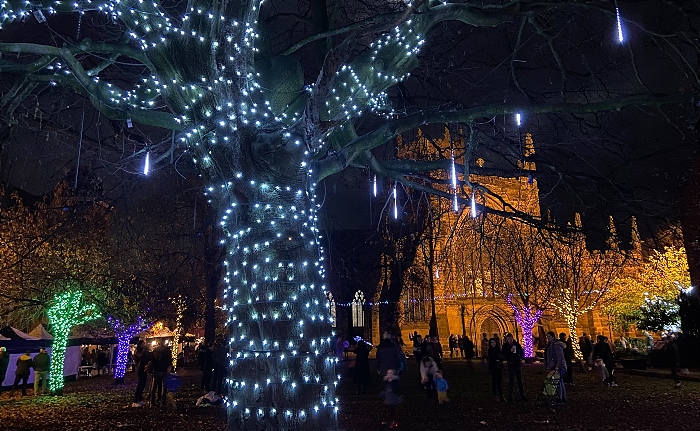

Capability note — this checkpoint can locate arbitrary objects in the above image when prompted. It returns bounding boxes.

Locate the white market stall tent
[0,325,81,388]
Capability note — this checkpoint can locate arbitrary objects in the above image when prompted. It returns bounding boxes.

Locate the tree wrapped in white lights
[547,217,630,360]
[171,295,185,371]
[3,0,700,429]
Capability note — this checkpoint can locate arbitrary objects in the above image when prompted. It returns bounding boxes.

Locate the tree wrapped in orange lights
[604,245,691,331]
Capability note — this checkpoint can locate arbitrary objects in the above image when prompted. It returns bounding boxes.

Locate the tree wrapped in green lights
[47,289,100,395]
[3,0,700,429]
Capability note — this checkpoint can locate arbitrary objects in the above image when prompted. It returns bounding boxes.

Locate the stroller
[535,370,564,409]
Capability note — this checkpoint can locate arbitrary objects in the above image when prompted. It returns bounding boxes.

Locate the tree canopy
[2,0,700,429]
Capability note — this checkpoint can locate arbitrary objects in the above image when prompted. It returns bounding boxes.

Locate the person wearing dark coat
[559,333,575,385]
[545,332,567,403]
[32,347,50,396]
[480,333,489,360]
[352,340,372,394]
[487,339,505,401]
[502,333,526,401]
[0,347,9,386]
[429,336,443,370]
[96,349,108,376]
[464,337,475,359]
[149,343,172,406]
[376,332,403,377]
[212,340,228,395]
[579,333,593,366]
[593,335,616,386]
[201,342,214,391]
[409,332,423,364]
[13,351,32,396]
[668,333,683,388]
[133,340,151,405]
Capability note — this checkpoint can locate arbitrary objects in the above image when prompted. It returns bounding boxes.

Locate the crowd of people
[345,327,692,429]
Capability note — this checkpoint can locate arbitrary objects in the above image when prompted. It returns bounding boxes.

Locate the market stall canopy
[68,328,116,346]
[0,326,41,340]
[0,326,49,352]
[28,324,54,340]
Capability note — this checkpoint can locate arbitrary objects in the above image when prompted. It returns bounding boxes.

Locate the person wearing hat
[501,333,527,401]
[13,351,32,396]
[0,347,9,387]
[33,347,50,396]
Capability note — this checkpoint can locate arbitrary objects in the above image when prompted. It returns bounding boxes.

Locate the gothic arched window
[326,292,337,328]
[351,290,365,328]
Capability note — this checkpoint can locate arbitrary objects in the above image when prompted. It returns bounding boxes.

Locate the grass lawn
[0,359,697,430]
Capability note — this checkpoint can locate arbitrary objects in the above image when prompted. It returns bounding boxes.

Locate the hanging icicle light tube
[143,151,150,175]
[393,183,398,219]
[614,0,624,43]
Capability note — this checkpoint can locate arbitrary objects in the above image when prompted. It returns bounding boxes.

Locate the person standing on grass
[480,333,489,361]
[376,332,403,377]
[352,339,371,395]
[559,333,575,385]
[579,333,593,367]
[419,356,438,395]
[667,333,683,389]
[429,336,444,370]
[464,336,475,370]
[380,369,402,429]
[32,347,50,396]
[593,335,616,387]
[13,351,32,396]
[502,333,527,401]
[410,333,423,365]
[544,331,567,404]
[0,347,9,386]
[487,338,505,402]
[434,370,449,404]
[132,340,151,406]
[96,349,108,376]
[149,343,172,406]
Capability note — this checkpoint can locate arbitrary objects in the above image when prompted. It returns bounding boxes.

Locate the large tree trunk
[222,152,337,430]
[680,157,700,365]
[203,220,222,344]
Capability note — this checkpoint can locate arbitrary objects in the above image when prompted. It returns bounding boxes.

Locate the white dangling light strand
[450,149,458,212]
[143,152,150,175]
[373,175,377,197]
[393,183,398,219]
[450,150,457,190]
[614,0,624,43]
[470,193,477,218]
[516,113,521,127]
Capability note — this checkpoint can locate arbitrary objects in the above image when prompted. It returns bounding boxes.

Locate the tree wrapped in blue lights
[47,289,100,395]
[107,316,152,384]
[2,0,699,429]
